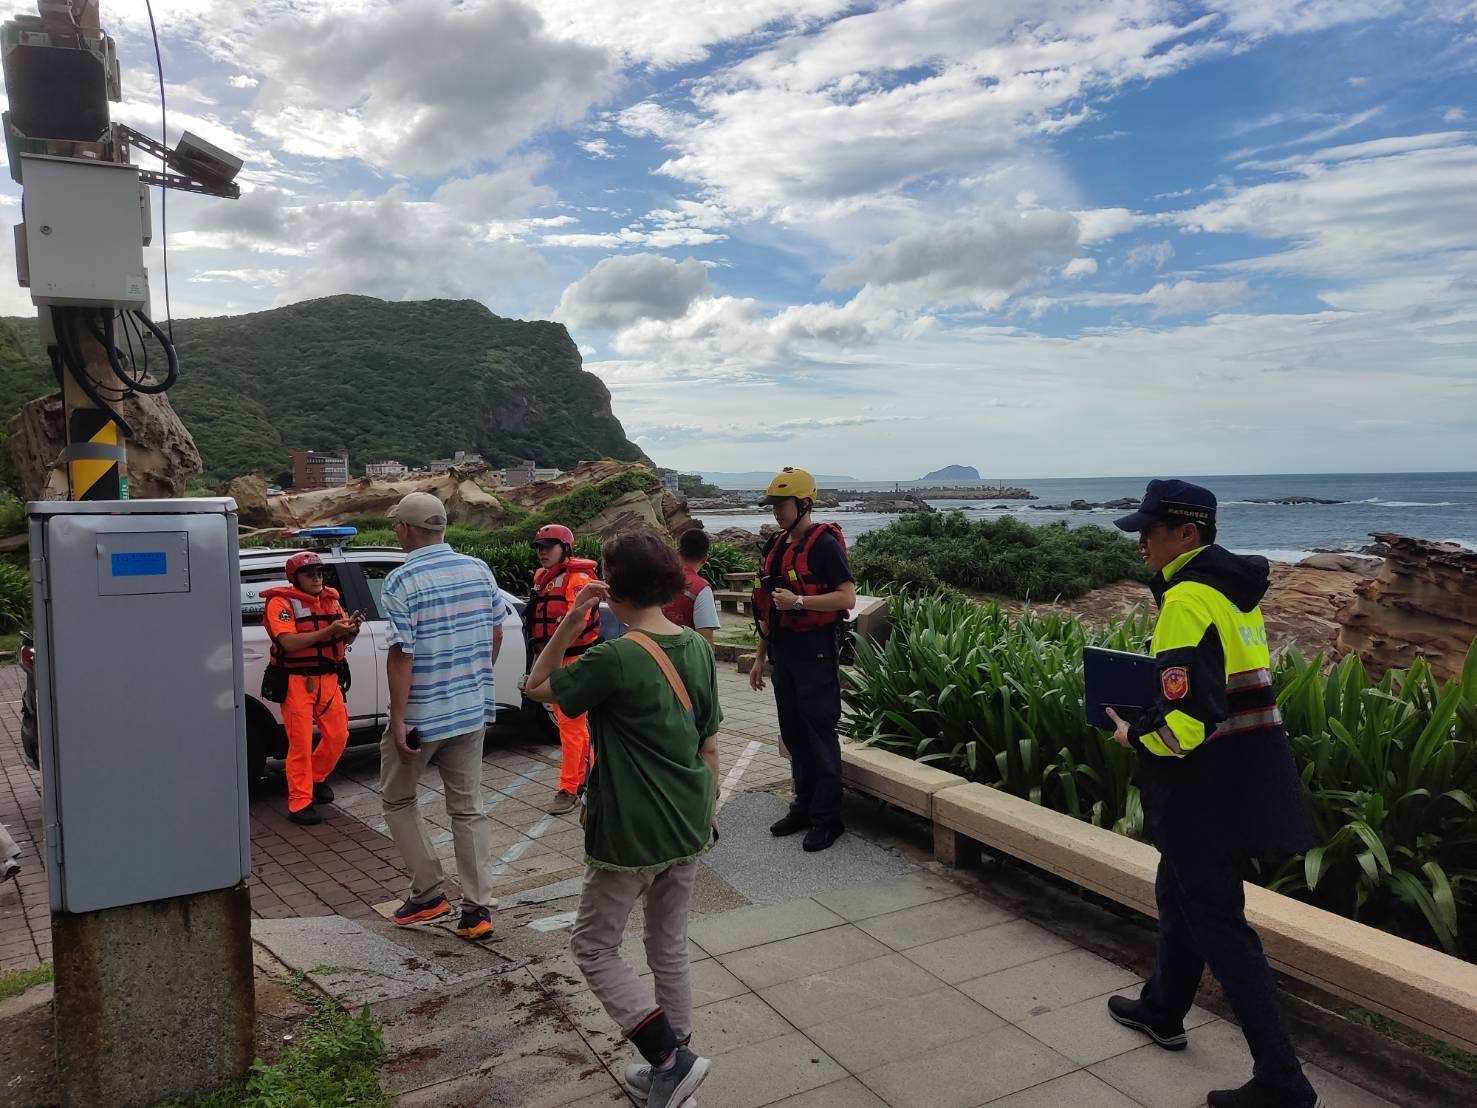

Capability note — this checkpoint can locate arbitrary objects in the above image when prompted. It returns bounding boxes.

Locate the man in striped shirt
[380,492,508,940]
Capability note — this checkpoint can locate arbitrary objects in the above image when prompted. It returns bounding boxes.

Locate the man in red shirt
[662,529,721,645]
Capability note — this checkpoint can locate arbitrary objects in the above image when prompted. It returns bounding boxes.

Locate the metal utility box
[30,499,250,913]
[20,153,147,309]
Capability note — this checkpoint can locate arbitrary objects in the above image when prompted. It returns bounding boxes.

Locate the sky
[3,0,1475,480]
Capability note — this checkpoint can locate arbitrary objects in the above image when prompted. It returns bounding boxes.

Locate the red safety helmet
[531,524,575,549]
[285,550,324,581]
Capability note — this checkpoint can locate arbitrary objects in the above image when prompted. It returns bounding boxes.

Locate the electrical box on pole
[29,498,250,913]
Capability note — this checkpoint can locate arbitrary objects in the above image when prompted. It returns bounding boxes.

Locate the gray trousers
[380,726,495,909]
[570,861,699,1039]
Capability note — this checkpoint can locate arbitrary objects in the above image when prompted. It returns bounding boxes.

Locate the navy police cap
[1114,479,1217,533]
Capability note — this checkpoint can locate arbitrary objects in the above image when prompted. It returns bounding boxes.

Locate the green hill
[1,295,645,484]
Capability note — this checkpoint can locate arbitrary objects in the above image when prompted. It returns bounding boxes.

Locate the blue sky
[3,0,1474,479]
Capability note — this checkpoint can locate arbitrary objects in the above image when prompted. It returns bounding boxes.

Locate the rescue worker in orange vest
[528,524,601,814]
[263,551,363,825]
[749,468,856,852]
[662,528,722,645]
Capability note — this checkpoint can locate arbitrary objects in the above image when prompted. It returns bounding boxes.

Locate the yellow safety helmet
[762,467,818,504]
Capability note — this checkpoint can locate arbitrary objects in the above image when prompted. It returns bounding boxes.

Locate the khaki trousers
[570,861,698,1039]
[380,726,495,909]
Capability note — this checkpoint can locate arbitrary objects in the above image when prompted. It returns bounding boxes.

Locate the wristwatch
[794,595,805,610]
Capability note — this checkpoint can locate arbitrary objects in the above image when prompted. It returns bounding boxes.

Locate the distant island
[920,465,981,482]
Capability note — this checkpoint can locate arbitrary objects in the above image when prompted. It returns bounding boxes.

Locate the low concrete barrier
[838,746,1477,1055]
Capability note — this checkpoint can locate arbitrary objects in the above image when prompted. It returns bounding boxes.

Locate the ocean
[693,472,1477,562]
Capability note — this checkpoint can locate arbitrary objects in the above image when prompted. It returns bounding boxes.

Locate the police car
[239,528,533,790]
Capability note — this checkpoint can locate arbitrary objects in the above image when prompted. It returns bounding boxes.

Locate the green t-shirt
[549,629,722,873]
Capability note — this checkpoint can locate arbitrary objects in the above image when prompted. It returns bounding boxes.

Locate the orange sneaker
[392,893,452,926]
[454,906,494,940]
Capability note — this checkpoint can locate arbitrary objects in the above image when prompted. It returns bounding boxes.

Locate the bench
[713,589,751,615]
[725,571,758,587]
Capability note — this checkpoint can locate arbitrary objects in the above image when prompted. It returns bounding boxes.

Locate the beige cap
[389,491,448,530]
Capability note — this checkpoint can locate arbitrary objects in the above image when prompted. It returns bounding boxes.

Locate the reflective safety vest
[1131,546,1282,759]
[529,557,600,655]
[754,522,847,634]
[663,567,711,628]
[262,585,347,675]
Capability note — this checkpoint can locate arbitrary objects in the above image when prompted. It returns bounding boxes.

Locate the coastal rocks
[1299,552,1381,575]
[1245,496,1343,505]
[1337,534,1477,682]
[6,389,203,501]
[844,494,934,514]
[223,473,273,528]
[1030,497,1138,512]
[578,488,693,539]
[269,469,515,530]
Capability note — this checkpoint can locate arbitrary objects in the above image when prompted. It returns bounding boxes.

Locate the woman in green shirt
[525,529,721,1108]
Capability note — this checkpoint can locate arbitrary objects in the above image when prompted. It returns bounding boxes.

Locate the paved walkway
[0,653,1427,1105]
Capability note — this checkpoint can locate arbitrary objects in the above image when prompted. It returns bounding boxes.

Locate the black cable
[129,311,179,392]
[144,0,173,343]
[119,309,138,378]
[126,309,149,376]
[51,308,134,436]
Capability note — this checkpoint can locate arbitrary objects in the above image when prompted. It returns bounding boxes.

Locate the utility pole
[6,4,253,1105]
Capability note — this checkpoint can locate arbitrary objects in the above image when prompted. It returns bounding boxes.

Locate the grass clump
[164,972,390,1108]
[0,559,30,634]
[0,962,52,1000]
[852,512,1146,600]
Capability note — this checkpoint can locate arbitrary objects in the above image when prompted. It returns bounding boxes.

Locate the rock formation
[268,468,516,531]
[6,389,202,501]
[223,473,273,528]
[1337,534,1477,682]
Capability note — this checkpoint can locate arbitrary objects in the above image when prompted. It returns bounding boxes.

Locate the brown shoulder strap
[624,630,693,714]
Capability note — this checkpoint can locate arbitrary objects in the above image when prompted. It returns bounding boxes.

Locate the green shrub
[699,541,759,589]
[843,592,1150,834]
[844,593,1477,956]
[1266,646,1477,955]
[479,469,660,546]
[851,513,1146,599]
[0,492,23,539]
[0,560,29,633]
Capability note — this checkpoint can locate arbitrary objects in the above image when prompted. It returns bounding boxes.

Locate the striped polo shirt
[381,544,509,743]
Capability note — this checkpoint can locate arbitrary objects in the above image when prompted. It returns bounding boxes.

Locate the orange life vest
[263,585,347,675]
[754,522,847,634]
[529,557,601,655]
[663,567,710,628]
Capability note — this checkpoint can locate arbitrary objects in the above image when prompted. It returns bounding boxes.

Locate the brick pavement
[0,655,789,972]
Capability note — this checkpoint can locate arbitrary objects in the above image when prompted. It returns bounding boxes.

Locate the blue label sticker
[111,551,168,577]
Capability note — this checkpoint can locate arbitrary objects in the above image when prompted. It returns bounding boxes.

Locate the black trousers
[769,630,843,831]
[1141,850,1313,1099]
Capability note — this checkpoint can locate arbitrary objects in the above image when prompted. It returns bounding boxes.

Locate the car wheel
[245,702,282,798]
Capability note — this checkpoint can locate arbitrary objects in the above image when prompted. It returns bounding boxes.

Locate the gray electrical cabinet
[30,499,250,913]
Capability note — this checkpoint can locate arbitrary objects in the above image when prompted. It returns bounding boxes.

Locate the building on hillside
[428,450,484,473]
[660,471,681,496]
[533,466,562,482]
[503,460,537,486]
[291,449,349,490]
[365,460,408,480]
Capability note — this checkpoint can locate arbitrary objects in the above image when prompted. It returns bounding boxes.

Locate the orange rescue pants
[282,672,350,813]
[555,655,590,794]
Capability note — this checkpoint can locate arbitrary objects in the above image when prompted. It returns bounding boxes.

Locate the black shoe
[770,812,809,837]
[1207,1079,1318,1108]
[313,781,335,804]
[1106,995,1187,1050]
[802,824,844,852]
[287,804,322,826]
[392,893,453,927]
[453,906,494,940]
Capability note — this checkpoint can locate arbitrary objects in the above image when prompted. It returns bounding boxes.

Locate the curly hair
[602,529,686,609]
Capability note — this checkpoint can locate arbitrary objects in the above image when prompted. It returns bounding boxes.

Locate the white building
[365,460,408,480]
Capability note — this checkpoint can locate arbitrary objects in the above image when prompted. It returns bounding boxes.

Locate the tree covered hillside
[2,295,646,483]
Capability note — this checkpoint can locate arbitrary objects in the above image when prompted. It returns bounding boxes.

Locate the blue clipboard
[1084,646,1159,729]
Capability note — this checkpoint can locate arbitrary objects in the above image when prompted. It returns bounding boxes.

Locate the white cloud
[556,254,713,331]
[1049,278,1253,317]
[431,162,556,221]
[247,0,615,175]
[825,210,1081,309]
[1063,258,1099,278]
[227,74,259,89]
[578,138,617,159]
[1125,241,1175,271]
[1212,0,1405,37]
[190,268,288,284]
[1445,107,1469,122]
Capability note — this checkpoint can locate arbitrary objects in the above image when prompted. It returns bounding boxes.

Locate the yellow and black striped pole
[60,327,130,501]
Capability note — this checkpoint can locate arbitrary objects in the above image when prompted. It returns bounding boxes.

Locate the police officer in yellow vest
[1103,481,1316,1108]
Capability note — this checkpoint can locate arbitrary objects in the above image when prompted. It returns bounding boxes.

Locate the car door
[355,557,404,727]
[323,559,380,727]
